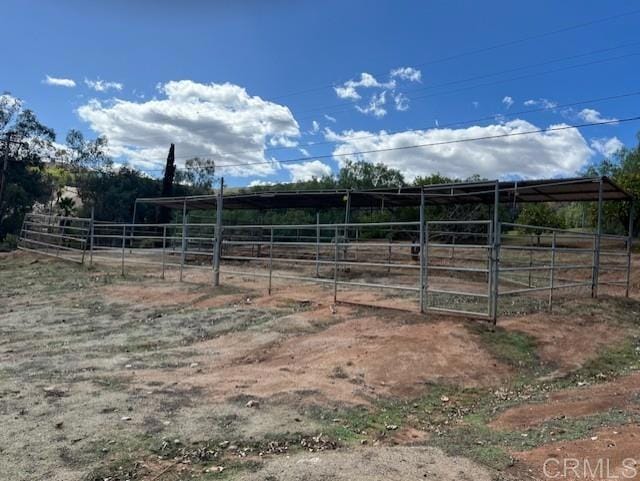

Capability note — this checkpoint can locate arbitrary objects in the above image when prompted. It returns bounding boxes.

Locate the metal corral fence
[17,212,633,322]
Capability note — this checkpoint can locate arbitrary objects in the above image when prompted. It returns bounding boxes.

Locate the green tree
[0,93,54,241]
[336,159,405,189]
[515,203,565,233]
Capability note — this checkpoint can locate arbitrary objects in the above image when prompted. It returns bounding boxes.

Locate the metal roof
[136,176,632,210]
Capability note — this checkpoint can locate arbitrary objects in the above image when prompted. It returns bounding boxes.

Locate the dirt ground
[1,250,639,481]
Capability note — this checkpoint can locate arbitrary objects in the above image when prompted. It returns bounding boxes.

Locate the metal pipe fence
[17,213,633,322]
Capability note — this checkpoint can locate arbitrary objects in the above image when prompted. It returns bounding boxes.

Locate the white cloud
[248,179,274,187]
[325,119,593,180]
[578,108,618,124]
[43,75,76,88]
[310,120,320,134]
[324,114,337,123]
[77,79,300,176]
[523,98,558,109]
[285,160,332,182]
[394,93,409,112]
[334,72,395,100]
[84,78,124,92]
[590,136,624,157]
[356,91,387,118]
[472,101,479,109]
[502,96,514,109]
[390,67,422,82]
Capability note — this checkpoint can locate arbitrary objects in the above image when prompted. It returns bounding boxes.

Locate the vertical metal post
[130,201,137,253]
[548,232,556,311]
[486,220,493,317]
[592,177,603,298]
[315,212,320,277]
[419,189,425,313]
[625,199,635,298]
[89,206,95,267]
[179,199,187,282]
[333,225,339,303]
[121,224,126,276]
[490,180,500,324]
[161,225,167,280]
[343,190,351,260]
[528,237,533,288]
[425,222,430,313]
[268,227,274,295]
[213,178,224,286]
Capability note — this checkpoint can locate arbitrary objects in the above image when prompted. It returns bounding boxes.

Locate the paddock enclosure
[18,176,635,323]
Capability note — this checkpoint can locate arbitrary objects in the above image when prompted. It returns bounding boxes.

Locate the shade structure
[135,176,633,211]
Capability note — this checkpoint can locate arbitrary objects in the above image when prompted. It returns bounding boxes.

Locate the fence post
[548,231,556,311]
[424,222,430,313]
[121,224,126,276]
[626,199,635,298]
[419,189,425,313]
[592,177,603,298]
[213,178,224,286]
[333,225,339,304]
[528,238,533,288]
[268,227,274,295]
[161,225,167,280]
[490,180,500,325]
[180,204,187,282]
[89,207,95,267]
[315,212,320,277]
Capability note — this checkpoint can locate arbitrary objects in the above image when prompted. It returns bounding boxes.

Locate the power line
[210,116,640,170]
[295,50,640,121]
[268,7,640,101]
[141,90,640,170]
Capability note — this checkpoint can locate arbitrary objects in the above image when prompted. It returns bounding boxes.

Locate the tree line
[1,92,638,249]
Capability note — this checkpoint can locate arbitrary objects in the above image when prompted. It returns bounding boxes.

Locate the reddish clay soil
[512,425,640,481]
[491,372,640,431]
[132,315,512,404]
[500,312,632,373]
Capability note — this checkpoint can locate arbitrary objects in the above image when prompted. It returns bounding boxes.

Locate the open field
[1,250,640,480]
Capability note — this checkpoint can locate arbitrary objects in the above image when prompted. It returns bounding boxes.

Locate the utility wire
[269,7,640,101]
[210,116,640,170]
[141,90,640,170]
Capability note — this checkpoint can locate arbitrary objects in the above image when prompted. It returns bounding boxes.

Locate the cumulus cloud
[43,75,76,87]
[310,120,320,134]
[356,91,387,118]
[502,96,514,109]
[324,114,337,123]
[325,119,593,180]
[590,136,624,157]
[77,80,300,176]
[578,108,618,124]
[390,67,422,82]
[285,160,332,182]
[84,78,124,92]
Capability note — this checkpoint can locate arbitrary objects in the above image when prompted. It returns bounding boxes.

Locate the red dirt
[500,309,632,373]
[132,315,513,404]
[491,373,640,431]
[512,424,640,481]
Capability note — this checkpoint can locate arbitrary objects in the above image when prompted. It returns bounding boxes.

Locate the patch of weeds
[329,365,349,379]
[572,337,640,380]
[469,324,543,374]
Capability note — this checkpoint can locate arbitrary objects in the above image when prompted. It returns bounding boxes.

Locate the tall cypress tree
[158,143,175,223]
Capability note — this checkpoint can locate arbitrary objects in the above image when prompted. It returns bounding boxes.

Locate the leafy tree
[515,203,565,233]
[583,132,639,235]
[0,93,54,240]
[178,157,217,191]
[336,159,405,189]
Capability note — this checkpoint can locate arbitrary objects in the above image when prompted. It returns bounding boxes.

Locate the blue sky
[1,0,640,187]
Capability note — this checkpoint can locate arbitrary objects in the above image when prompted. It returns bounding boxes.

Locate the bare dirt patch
[235,446,495,481]
[499,304,635,373]
[132,315,513,405]
[512,424,640,481]
[492,372,640,431]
